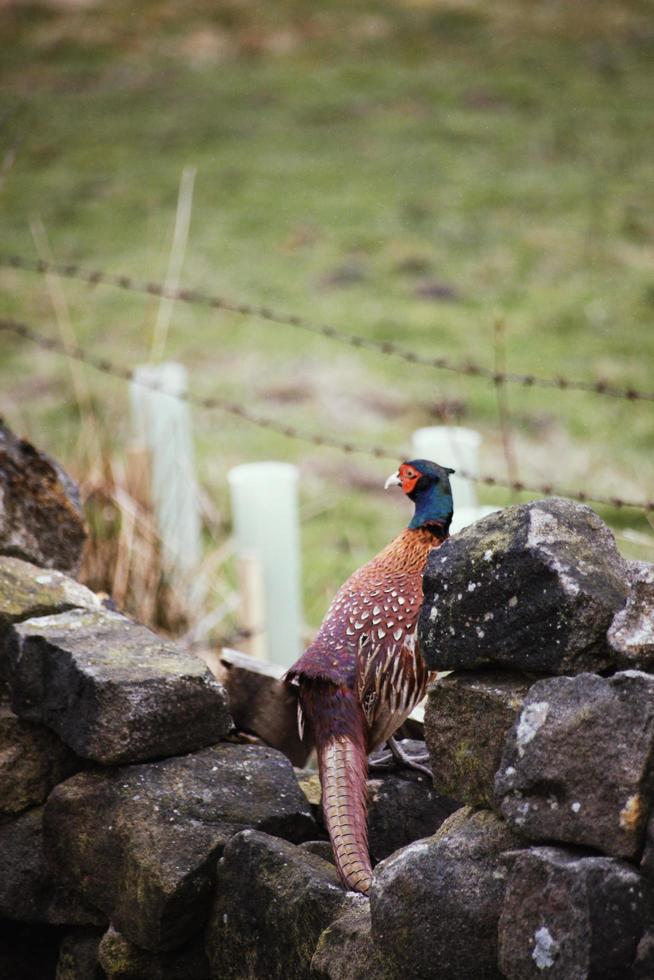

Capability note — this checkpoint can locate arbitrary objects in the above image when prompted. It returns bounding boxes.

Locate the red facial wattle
[399,464,421,495]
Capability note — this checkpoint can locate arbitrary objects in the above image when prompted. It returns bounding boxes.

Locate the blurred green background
[1,0,653,630]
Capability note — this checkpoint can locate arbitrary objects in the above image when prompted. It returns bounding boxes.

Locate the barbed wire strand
[2,252,654,404]
[1,316,652,513]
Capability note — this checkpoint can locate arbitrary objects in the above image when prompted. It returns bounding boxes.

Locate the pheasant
[286,458,454,895]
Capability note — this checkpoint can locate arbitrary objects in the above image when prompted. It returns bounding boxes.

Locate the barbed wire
[1,315,652,513]
[0,316,393,459]
[2,252,653,404]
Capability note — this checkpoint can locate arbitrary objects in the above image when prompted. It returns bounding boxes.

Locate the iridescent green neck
[409,484,453,532]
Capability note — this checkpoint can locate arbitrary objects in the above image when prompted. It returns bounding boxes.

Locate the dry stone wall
[0,553,449,979]
[1,433,653,979]
[418,498,654,979]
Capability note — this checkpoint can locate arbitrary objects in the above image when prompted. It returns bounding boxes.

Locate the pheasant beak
[384,470,402,490]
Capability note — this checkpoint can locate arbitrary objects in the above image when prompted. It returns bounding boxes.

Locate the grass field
[1,0,653,631]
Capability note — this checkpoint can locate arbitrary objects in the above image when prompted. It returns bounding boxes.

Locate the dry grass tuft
[72,426,239,648]
[78,449,191,635]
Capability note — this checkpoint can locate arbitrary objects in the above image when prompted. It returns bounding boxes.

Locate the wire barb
[1,315,652,514]
[2,252,654,403]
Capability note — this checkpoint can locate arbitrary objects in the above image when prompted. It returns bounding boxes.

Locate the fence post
[235,553,267,661]
[129,363,203,606]
[228,462,302,667]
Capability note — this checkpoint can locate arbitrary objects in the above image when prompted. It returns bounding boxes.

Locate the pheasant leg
[369,737,432,778]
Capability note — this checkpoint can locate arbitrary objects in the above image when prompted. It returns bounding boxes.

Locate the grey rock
[300,840,335,864]
[0,555,100,694]
[637,797,654,877]
[98,925,209,979]
[0,702,81,821]
[56,928,104,980]
[311,904,398,980]
[419,498,628,674]
[367,768,460,862]
[498,846,654,979]
[370,807,521,979]
[0,805,104,925]
[495,671,654,859]
[0,556,100,632]
[206,829,359,980]
[635,932,654,980]
[219,647,310,767]
[0,421,86,575]
[8,607,231,764]
[625,559,654,586]
[608,564,654,670]
[295,767,322,805]
[44,743,316,951]
[425,671,531,807]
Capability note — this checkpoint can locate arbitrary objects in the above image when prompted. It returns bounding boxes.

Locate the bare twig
[150,165,197,362]
[28,219,102,473]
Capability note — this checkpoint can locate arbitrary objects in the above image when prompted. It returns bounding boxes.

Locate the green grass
[1,0,654,628]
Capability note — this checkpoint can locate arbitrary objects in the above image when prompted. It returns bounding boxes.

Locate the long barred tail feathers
[299,680,373,895]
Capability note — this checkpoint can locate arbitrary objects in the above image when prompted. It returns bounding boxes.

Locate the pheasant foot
[368,737,432,779]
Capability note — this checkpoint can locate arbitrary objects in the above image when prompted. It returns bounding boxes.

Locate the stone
[219,648,310,767]
[311,904,398,980]
[366,768,460,863]
[608,564,654,671]
[0,702,81,820]
[98,925,210,979]
[635,932,654,980]
[8,607,231,764]
[638,801,654,877]
[425,671,531,807]
[296,768,322,807]
[206,829,360,980]
[370,807,521,979]
[0,555,100,633]
[0,921,64,980]
[0,555,100,694]
[419,498,629,674]
[300,840,335,864]
[45,742,316,951]
[56,928,104,980]
[0,421,86,575]
[625,559,654,586]
[0,805,104,925]
[495,671,654,860]
[498,846,654,979]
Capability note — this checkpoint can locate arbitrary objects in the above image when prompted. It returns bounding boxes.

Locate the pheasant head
[385,458,455,533]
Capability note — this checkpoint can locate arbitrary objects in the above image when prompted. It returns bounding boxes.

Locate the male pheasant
[286,458,454,895]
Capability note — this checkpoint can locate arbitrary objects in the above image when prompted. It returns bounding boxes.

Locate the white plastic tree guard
[228,462,302,667]
[130,363,202,591]
[411,426,498,534]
